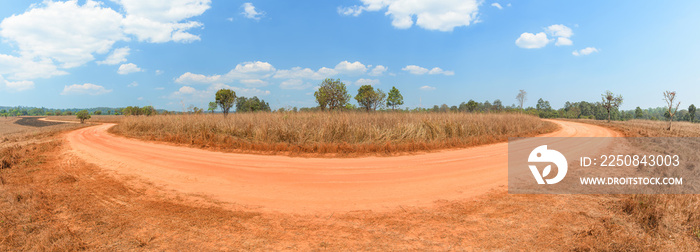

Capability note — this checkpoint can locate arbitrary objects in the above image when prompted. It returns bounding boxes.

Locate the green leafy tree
[634,106,643,119]
[142,106,156,116]
[601,90,623,122]
[314,78,350,110]
[76,110,91,123]
[208,102,217,113]
[215,89,236,117]
[536,98,551,111]
[93,110,102,115]
[689,104,696,123]
[493,99,503,111]
[236,96,271,112]
[466,100,478,112]
[355,85,386,111]
[386,86,404,110]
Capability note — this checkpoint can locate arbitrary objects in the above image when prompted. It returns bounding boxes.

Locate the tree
[236,96,271,112]
[215,89,236,117]
[314,78,350,110]
[466,100,478,112]
[142,106,156,116]
[663,91,680,130]
[355,85,386,111]
[76,110,91,124]
[601,90,623,122]
[536,98,551,111]
[94,110,102,115]
[208,102,217,113]
[634,106,643,119]
[493,99,503,111]
[689,104,696,123]
[516,90,527,112]
[386,86,404,110]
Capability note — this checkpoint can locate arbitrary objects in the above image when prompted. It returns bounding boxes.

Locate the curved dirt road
[65,120,618,213]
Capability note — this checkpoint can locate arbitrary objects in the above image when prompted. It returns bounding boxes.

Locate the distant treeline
[0,106,170,117]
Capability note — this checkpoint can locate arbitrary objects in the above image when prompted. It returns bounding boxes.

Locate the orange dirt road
[65,120,618,213]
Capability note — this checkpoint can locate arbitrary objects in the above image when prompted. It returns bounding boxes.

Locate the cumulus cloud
[334,61,367,75]
[97,47,130,65]
[116,0,210,43]
[572,47,599,56]
[545,24,573,46]
[402,65,454,75]
[0,75,34,92]
[338,0,481,32]
[419,85,436,91]
[117,63,143,75]
[61,83,112,95]
[491,3,503,9]
[368,65,388,76]
[402,65,429,75]
[515,32,549,49]
[128,81,139,87]
[0,0,211,86]
[0,0,125,68]
[517,24,574,49]
[241,3,264,20]
[240,79,268,87]
[175,61,275,85]
[0,54,67,80]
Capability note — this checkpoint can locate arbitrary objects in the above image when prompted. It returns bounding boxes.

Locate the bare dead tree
[516,89,527,113]
[663,90,680,130]
[601,90,623,122]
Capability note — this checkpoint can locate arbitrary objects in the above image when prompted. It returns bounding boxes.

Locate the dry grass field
[2,116,699,250]
[46,115,123,124]
[111,112,557,156]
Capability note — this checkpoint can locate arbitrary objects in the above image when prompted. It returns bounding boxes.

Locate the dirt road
[65,120,618,213]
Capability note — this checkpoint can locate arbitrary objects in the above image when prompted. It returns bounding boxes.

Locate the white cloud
[515,32,549,49]
[128,81,139,87]
[117,63,143,74]
[339,0,481,32]
[545,24,573,46]
[354,78,380,86]
[402,65,429,75]
[368,65,388,76]
[175,86,196,95]
[491,3,503,9]
[175,61,276,85]
[280,79,312,90]
[428,67,455,76]
[175,72,221,84]
[334,61,367,75]
[0,54,67,80]
[545,24,573,38]
[240,79,268,87]
[137,97,144,100]
[572,47,599,56]
[419,85,436,91]
[555,37,573,46]
[0,0,210,86]
[116,0,210,43]
[337,6,363,17]
[241,3,264,20]
[97,47,130,65]
[61,83,112,95]
[0,0,125,68]
[0,75,34,92]
[155,70,164,75]
[402,65,454,75]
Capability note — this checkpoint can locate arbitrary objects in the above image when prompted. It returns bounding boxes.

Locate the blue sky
[0,0,699,111]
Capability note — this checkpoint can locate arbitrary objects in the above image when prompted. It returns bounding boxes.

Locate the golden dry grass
[576,119,700,248]
[46,115,124,124]
[111,112,557,156]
